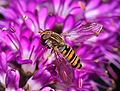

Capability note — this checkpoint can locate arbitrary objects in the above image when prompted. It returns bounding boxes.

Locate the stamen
[112,47,118,51]
[9,25,21,51]
[7,34,19,50]
[79,78,83,88]
[105,70,108,74]
[48,12,53,16]
[94,59,99,63]
[2,27,7,31]
[78,1,86,11]
[29,45,35,60]
[22,15,28,20]
[10,27,16,33]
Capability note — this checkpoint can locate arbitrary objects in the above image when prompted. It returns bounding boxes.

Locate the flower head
[0,0,120,91]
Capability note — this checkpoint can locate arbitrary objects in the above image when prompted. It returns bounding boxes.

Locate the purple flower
[5,69,21,90]
[0,0,119,91]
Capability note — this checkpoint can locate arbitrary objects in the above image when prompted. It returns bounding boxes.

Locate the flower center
[0,13,5,20]
[52,25,62,34]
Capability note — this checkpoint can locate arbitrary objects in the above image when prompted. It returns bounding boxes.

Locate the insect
[39,22,102,69]
[40,30,82,69]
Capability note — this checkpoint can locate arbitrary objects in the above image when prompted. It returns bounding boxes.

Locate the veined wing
[62,22,103,43]
[53,51,74,84]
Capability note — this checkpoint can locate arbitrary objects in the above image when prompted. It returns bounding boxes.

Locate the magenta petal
[45,16,56,29]
[41,87,55,91]
[86,2,117,18]
[70,8,83,15]
[0,52,7,72]
[32,69,43,79]
[38,7,48,30]
[27,1,36,13]
[20,36,30,51]
[0,0,8,6]
[0,8,17,19]
[63,0,72,8]
[20,28,32,39]
[97,4,113,14]
[23,16,35,32]
[7,51,18,62]
[30,37,40,51]
[52,0,60,13]
[5,69,20,89]
[24,12,38,32]
[17,88,25,91]
[33,69,51,86]
[86,0,100,10]
[17,59,32,64]
[14,0,26,15]
[62,15,74,32]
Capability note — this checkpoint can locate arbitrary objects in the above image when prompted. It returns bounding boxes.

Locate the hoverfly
[40,30,82,69]
[39,22,103,69]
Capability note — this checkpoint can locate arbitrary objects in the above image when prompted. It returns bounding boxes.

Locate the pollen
[22,15,28,20]
[78,1,86,11]
[94,59,99,63]
[112,47,118,51]
[105,70,108,74]
[2,27,7,31]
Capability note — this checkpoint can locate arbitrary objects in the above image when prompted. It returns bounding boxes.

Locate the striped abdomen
[58,45,82,69]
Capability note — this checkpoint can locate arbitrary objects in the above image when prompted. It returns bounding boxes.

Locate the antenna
[38,27,44,34]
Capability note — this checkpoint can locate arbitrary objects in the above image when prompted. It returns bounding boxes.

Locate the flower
[75,0,120,90]
[5,69,24,91]
[0,0,120,91]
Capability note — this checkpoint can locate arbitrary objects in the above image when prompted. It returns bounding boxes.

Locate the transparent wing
[53,50,74,84]
[61,22,103,43]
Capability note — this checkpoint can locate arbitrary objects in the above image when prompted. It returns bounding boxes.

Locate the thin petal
[86,0,100,10]
[23,12,38,32]
[20,36,30,51]
[14,0,26,15]
[62,15,74,32]
[64,0,72,9]
[52,0,60,13]
[20,28,32,39]
[17,59,32,64]
[0,8,17,19]
[45,16,56,30]
[27,1,36,13]
[33,69,51,85]
[0,52,7,72]
[86,2,117,18]
[70,8,83,15]
[38,7,48,30]
[5,69,20,89]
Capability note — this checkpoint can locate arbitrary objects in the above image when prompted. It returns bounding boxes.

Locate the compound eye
[42,34,51,39]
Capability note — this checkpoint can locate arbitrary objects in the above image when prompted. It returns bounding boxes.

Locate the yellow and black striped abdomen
[59,45,82,69]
